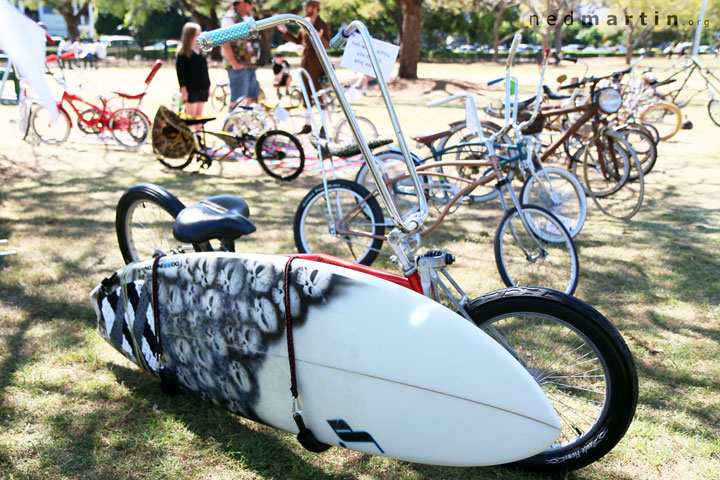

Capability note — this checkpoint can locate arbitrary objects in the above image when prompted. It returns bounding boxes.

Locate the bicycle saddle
[112,91,147,100]
[314,137,393,158]
[173,195,256,244]
[411,130,453,146]
[649,78,677,88]
[501,96,537,111]
[178,113,216,126]
[542,85,571,100]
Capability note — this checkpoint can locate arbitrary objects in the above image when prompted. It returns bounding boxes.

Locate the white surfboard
[91,252,560,466]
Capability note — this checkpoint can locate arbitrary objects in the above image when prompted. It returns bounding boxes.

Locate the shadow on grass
[106,363,352,480]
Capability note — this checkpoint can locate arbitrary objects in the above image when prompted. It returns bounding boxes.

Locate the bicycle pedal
[682,120,693,129]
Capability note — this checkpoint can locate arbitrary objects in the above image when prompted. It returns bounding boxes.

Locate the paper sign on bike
[273,105,290,124]
[340,33,399,81]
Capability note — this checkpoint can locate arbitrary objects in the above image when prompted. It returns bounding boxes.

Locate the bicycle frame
[59,90,111,130]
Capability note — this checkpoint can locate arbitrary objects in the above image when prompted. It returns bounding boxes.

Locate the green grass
[1,57,720,479]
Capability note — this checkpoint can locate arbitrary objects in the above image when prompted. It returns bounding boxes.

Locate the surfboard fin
[293,412,332,453]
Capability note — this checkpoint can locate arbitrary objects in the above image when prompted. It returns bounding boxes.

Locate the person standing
[277,0,330,134]
[221,0,260,107]
[176,22,211,126]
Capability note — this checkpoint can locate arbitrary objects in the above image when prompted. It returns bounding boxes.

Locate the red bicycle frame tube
[289,253,422,293]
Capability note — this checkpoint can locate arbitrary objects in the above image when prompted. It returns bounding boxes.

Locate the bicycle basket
[152,105,196,158]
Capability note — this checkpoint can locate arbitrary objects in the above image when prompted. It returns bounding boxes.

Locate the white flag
[0,0,57,121]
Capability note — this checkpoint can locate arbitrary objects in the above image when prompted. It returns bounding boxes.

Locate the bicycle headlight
[596,88,622,114]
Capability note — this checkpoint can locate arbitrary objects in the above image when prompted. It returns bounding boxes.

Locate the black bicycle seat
[649,78,677,88]
[543,85,571,100]
[502,96,537,111]
[173,195,256,244]
[179,115,216,126]
[314,137,394,158]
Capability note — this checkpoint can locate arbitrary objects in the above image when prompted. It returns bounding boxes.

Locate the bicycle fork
[496,179,549,263]
[386,229,473,322]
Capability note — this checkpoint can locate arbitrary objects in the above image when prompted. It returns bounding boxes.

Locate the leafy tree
[487,0,521,62]
[95,12,128,36]
[23,0,91,39]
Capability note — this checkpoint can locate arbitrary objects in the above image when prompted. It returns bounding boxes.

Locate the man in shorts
[277,0,330,134]
[221,0,260,107]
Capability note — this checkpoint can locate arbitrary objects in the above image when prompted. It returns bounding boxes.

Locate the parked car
[454,44,476,53]
[99,35,138,55]
[518,43,541,53]
[562,44,584,52]
[143,39,180,52]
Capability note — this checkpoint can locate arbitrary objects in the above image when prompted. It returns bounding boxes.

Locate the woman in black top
[176,22,210,123]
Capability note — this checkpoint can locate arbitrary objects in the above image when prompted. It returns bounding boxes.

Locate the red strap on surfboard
[282,256,332,453]
[283,256,299,398]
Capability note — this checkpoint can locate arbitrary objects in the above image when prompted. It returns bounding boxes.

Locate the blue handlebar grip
[197,22,252,51]
[330,26,349,49]
[487,77,504,86]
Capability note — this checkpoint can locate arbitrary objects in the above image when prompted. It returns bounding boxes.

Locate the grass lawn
[0,56,719,479]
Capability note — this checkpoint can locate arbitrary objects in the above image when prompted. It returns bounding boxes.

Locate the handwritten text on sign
[340,33,399,81]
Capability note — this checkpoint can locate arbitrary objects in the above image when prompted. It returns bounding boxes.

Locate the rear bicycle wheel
[708,99,720,127]
[354,149,427,221]
[520,166,587,239]
[116,183,197,264]
[294,179,385,265]
[30,105,70,145]
[288,87,303,108]
[494,204,579,295]
[210,85,227,111]
[468,287,638,473]
[332,116,379,143]
[255,129,305,180]
[617,126,657,179]
[582,130,644,220]
[77,108,102,134]
[440,133,501,204]
[572,132,630,198]
[157,151,195,170]
[640,102,682,141]
[110,108,150,149]
[223,110,275,152]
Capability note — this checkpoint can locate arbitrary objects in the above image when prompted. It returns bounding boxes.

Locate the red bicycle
[28,52,151,149]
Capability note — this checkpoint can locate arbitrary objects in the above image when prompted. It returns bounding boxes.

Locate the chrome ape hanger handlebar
[198,15,428,236]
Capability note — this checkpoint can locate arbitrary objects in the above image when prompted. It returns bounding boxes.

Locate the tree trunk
[178,0,218,29]
[258,29,273,67]
[57,2,90,40]
[492,4,510,63]
[625,25,634,64]
[398,0,422,79]
[553,19,564,62]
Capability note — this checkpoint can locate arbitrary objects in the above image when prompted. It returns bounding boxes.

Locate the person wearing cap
[277,0,330,134]
[221,0,261,107]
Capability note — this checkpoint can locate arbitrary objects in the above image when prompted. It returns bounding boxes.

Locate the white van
[98,35,138,55]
